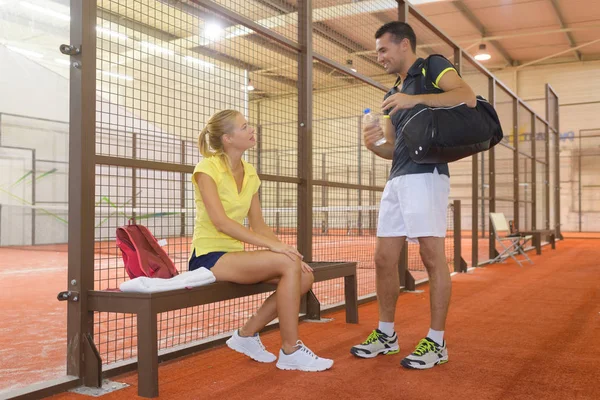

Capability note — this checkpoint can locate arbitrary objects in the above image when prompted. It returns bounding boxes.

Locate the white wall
[496,61,600,232]
[0,46,69,245]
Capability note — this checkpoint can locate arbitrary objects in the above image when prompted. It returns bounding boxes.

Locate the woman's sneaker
[226,330,277,363]
[400,337,448,369]
[276,340,334,372]
[350,329,399,358]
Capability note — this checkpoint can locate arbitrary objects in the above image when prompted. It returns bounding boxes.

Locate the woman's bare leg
[210,250,303,353]
[239,271,315,338]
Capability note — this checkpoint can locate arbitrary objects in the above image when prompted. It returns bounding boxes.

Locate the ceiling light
[20,1,70,22]
[205,22,223,39]
[96,26,129,41]
[140,42,174,56]
[102,71,133,81]
[184,56,214,68]
[6,45,44,58]
[474,44,491,61]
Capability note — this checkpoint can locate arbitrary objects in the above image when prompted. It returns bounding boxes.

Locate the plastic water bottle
[363,108,386,146]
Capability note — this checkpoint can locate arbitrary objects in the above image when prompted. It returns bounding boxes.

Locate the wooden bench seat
[85,261,358,398]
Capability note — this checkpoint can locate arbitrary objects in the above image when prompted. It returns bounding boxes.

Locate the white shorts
[377,169,450,243]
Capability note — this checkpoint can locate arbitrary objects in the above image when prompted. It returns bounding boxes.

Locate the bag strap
[418,54,461,93]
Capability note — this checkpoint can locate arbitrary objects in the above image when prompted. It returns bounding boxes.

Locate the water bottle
[363,108,386,146]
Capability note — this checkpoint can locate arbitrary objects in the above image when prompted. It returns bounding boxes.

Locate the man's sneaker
[276,340,334,372]
[400,337,448,369]
[350,329,399,358]
[226,330,277,363]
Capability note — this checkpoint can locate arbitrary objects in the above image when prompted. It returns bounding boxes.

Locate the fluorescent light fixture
[96,26,129,41]
[6,45,43,58]
[55,58,71,66]
[102,70,133,81]
[140,41,174,55]
[205,22,223,39]
[20,1,70,22]
[184,56,214,68]
[474,44,491,61]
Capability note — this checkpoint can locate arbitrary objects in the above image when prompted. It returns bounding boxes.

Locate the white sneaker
[226,330,277,363]
[276,340,334,372]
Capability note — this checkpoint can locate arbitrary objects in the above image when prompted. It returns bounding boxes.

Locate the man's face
[376,32,410,75]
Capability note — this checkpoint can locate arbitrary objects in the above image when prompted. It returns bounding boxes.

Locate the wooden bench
[518,229,556,255]
[85,261,358,398]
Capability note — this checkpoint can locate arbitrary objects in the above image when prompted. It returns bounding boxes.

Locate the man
[350,21,476,369]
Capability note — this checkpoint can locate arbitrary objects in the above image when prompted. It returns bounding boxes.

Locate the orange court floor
[40,238,600,400]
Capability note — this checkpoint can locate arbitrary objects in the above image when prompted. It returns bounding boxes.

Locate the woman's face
[224,114,256,152]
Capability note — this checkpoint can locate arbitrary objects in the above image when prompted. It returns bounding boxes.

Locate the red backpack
[116,222,179,279]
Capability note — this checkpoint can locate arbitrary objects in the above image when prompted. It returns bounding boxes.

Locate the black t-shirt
[384,56,456,179]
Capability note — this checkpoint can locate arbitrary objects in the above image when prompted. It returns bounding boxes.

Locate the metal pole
[578,130,582,231]
[531,113,537,230]
[31,149,36,245]
[513,99,520,232]
[180,141,186,237]
[297,0,313,260]
[358,116,363,236]
[481,150,485,237]
[321,152,327,234]
[488,78,498,259]
[67,0,97,379]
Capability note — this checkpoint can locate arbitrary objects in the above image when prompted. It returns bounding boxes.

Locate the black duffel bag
[401,56,504,164]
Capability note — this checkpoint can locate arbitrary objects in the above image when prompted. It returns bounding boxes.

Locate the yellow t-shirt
[190,156,261,257]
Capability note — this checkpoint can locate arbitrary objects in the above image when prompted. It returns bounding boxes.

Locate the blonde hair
[198,110,242,160]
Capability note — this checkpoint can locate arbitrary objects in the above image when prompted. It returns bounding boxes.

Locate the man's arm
[414,70,477,108]
[382,70,477,115]
[363,116,394,160]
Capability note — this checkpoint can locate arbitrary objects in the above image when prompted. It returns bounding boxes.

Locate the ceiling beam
[549,0,581,61]
[98,5,299,89]
[516,37,600,69]
[452,0,516,66]
[254,0,384,71]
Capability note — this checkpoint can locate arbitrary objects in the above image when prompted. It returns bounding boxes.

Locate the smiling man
[350,21,476,369]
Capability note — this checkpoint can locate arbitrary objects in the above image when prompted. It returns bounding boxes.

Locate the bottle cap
[363,108,371,114]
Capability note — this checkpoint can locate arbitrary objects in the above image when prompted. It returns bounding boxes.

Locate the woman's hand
[301,262,314,273]
[268,240,303,261]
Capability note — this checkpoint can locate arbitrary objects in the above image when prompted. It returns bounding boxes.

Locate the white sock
[427,328,444,345]
[378,321,395,336]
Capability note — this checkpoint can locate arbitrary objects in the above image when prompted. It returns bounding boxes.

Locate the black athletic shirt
[383,56,456,179]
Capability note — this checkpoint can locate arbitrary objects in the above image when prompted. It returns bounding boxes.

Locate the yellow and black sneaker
[350,329,399,359]
[401,337,448,369]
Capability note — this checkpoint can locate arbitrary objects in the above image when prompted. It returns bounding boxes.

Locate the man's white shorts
[377,169,450,243]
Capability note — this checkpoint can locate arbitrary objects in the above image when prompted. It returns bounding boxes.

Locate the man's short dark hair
[375,22,417,53]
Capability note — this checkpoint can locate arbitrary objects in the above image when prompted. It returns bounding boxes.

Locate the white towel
[119,267,216,293]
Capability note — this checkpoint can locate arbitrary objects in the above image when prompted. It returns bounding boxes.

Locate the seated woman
[189,109,333,372]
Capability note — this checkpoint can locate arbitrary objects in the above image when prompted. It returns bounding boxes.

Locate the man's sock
[427,328,444,346]
[378,321,395,336]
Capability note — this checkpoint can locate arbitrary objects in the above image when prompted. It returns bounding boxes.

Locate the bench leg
[137,310,158,398]
[550,234,556,249]
[83,332,102,388]
[344,274,359,324]
[305,290,321,320]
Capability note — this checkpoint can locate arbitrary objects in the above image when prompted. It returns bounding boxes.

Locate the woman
[189,110,333,372]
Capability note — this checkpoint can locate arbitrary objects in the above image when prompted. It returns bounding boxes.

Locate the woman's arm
[196,173,302,260]
[247,194,279,242]
[248,193,313,272]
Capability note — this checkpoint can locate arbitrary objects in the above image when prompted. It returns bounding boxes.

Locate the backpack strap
[134,225,178,275]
